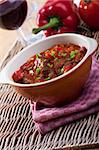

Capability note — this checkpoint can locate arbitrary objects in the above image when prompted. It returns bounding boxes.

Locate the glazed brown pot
[0,34,98,107]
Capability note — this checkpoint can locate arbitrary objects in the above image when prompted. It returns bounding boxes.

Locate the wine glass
[0,0,43,46]
[0,0,27,30]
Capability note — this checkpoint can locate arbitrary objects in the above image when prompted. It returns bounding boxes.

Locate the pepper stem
[84,0,91,3]
[32,17,60,34]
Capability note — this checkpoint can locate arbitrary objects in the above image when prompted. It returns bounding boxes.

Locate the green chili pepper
[36,53,41,58]
[62,53,67,57]
[36,67,41,74]
[51,52,55,57]
[45,76,51,80]
[47,63,53,68]
[70,50,77,59]
[36,77,41,80]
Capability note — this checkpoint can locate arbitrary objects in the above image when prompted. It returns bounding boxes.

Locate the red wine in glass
[0,0,27,30]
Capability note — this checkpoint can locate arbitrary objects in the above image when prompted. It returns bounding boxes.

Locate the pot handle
[86,37,98,56]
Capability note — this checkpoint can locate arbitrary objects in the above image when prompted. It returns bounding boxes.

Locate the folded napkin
[30,57,99,134]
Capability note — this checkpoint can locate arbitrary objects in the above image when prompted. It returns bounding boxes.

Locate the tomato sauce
[12,43,87,84]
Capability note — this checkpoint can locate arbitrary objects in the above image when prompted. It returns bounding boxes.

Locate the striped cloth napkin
[30,57,99,134]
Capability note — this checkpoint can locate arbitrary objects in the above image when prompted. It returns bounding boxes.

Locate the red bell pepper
[32,0,80,36]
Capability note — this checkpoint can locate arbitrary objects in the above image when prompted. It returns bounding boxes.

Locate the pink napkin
[30,57,99,134]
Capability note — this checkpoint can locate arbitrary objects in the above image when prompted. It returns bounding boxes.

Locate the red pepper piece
[32,0,80,36]
[64,65,73,72]
[12,70,23,82]
[45,52,51,58]
[56,46,63,51]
